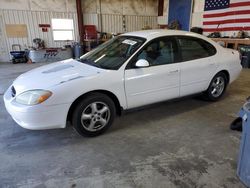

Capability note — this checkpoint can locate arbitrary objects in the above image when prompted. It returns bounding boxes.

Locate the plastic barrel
[239,45,250,68]
[237,101,250,187]
[74,43,84,59]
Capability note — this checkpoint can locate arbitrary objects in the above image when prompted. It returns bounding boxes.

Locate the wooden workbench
[211,38,250,50]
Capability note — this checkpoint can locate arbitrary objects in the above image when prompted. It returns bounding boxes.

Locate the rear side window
[177,37,216,62]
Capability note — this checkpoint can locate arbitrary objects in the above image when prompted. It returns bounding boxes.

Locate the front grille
[11,86,16,97]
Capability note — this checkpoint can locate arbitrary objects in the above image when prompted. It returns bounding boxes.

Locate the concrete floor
[0,62,249,188]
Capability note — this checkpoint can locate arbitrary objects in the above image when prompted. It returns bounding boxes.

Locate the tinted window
[135,38,178,66]
[177,37,216,61]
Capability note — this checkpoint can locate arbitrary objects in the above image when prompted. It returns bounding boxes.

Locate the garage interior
[0,0,250,187]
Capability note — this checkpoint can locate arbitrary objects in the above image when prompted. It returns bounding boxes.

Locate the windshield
[78,36,146,70]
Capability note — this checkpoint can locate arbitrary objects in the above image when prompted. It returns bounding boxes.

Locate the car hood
[13,59,104,94]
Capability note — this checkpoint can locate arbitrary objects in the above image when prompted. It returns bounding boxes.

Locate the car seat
[154,41,173,65]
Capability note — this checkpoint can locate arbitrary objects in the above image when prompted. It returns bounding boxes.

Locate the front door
[124,37,180,109]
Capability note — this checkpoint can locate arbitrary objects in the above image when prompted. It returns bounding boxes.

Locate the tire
[204,72,228,101]
[72,93,116,137]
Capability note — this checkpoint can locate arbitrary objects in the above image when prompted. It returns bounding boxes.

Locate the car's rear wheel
[72,93,116,137]
[204,72,228,101]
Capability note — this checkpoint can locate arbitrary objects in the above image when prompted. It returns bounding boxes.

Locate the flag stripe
[232,0,250,3]
[204,14,250,21]
[204,5,250,14]
[203,26,250,32]
[230,1,250,7]
[204,22,250,28]
[203,18,250,25]
[203,10,250,18]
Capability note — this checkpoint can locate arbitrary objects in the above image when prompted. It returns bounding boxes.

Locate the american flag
[203,0,250,34]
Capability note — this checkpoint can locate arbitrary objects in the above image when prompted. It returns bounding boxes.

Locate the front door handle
[169,70,179,74]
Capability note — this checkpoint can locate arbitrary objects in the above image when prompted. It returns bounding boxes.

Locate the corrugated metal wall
[84,13,158,34]
[100,14,124,33]
[0,9,79,53]
[125,15,157,32]
[0,9,158,61]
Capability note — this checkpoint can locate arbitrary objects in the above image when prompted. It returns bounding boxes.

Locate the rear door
[176,36,218,97]
[124,37,180,109]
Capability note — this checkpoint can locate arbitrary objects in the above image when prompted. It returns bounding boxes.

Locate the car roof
[122,29,206,40]
[121,29,220,47]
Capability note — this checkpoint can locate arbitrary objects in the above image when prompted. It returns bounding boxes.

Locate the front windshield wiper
[79,59,102,68]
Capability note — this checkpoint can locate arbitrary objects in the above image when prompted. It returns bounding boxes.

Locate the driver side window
[136,38,177,66]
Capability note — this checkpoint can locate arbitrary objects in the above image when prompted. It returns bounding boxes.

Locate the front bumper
[3,86,70,130]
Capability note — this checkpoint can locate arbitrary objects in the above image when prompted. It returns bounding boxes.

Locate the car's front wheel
[204,72,228,101]
[72,93,116,137]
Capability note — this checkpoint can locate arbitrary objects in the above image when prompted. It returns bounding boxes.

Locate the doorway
[168,0,192,31]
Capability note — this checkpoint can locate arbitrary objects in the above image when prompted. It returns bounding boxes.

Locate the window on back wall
[52,18,74,41]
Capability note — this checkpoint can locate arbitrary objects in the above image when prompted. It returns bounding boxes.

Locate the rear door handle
[209,63,215,66]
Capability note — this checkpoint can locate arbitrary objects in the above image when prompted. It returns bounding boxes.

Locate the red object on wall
[42,27,48,32]
[83,25,97,39]
[39,24,50,28]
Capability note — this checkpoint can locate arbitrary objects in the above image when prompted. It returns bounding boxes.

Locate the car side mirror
[135,59,149,68]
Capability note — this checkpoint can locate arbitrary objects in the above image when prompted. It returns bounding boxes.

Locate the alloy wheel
[80,102,110,132]
[210,76,225,98]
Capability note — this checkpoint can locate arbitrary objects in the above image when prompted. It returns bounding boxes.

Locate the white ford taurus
[4,30,242,136]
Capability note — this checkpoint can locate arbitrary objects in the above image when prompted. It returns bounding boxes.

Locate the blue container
[237,101,250,187]
[73,43,84,59]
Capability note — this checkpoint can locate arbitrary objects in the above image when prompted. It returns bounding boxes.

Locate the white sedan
[4,30,242,137]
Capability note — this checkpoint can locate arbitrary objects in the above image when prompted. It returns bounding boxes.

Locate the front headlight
[15,90,52,105]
